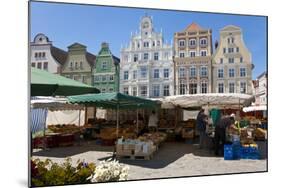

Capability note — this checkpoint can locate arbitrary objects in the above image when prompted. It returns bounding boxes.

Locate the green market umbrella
[31,67,99,96]
[68,92,159,137]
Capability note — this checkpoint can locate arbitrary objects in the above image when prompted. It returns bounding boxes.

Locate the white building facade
[254,72,267,106]
[212,25,253,94]
[120,15,174,98]
[30,33,67,74]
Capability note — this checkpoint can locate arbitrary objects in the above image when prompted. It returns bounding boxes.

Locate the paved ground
[32,140,267,180]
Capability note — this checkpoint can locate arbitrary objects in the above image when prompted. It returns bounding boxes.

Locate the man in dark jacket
[196,109,208,149]
[214,114,236,156]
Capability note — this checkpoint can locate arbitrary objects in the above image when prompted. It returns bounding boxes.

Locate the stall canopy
[31,67,99,96]
[243,105,267,112]
[67,92,158,109]
[163,93,255,109]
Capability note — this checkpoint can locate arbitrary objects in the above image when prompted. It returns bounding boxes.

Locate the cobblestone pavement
[32,140,267,180]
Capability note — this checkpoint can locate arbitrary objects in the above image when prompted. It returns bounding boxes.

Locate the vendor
[214,113,238,156]
[148,110,158,132]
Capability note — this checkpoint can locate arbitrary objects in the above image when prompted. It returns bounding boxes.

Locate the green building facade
[92,42,120,93]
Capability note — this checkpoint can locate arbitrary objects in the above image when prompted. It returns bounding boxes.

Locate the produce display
[99,127,137,140]
[254,128,267,140]
[182,128,195,139]
[138,132,167,146]
[48,124,82,134]
[158,119,175,129]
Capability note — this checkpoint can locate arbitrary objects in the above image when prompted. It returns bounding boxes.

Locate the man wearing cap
[214,114,237,156]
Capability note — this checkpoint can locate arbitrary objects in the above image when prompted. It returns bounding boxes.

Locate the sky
[30,1,267,79]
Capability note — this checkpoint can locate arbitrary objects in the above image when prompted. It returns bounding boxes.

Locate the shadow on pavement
[32,141,114,158]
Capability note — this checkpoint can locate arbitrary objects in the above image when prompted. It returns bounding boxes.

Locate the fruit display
[138,132,167,146]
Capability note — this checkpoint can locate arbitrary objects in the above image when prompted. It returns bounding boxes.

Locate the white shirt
[148,114,158,127]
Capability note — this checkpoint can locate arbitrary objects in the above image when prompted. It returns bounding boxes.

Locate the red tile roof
[185,22,203,31]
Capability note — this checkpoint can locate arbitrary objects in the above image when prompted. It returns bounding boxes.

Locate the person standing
[148,110,158,132]
[214,114,237,156]
[196,109,208,149]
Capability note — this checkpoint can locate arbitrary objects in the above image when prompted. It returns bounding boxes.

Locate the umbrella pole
[117,104,120,139]
[78,109,81,127]
[137,109,139,134]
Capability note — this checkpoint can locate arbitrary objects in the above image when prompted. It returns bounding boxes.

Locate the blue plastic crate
[224,144,241,160]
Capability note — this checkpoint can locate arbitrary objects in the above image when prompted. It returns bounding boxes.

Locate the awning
[243,105,267,112]
[163,93,254,109]
[31,67,99,96]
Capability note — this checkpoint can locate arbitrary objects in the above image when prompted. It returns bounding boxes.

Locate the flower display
[92,159,129,182]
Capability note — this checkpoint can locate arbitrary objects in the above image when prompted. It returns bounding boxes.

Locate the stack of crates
[240,145,260,159]
[224,141,241,160]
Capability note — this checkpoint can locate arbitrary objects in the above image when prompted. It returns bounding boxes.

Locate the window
[179,80,186,95]
[37,62,42,69]
[240,68,246,77]
[231,37,235,43]
[144,53,149,61]
[42,52,46,57]
[102,75,107,82]
[152,41,155,47]
[109,75,114,81]
[163,85,170,96]
[134,54,138,62]
[190,51,196,57]
[223,48,226,54]
[240,57,243,63]
[179,40,185,47]
[70,62,73,68]
[179,67,186,78]
[201,82,208,93]
[140,86,147,97]
[133,70,137,79]
[94,75,100,82]
[154,52,159,60]
[43,62,48,70]
[132,87,137,96]
[101,88,106,93]
[240,82,246,93]
[218,83,224,93]
[140,67,147,78]
[154,69,159,79]
[31,62,36,67]
[137,42,140,48]
[75,62,78,69]
[220,58,223,64]
[179,52,185,58]
[228,37,234,44]
[143,42,149,48]
[164,69,169,79]
[200,38,207,46]
[229,83,235,93]
[190,67,196,78]
[164,52,169,59]
[73,75,79,81]
[123,87,129,95]
[35,53,38,58]
[157,41,160,46]
[109,88,114,92]
[38,52,42,58]
[200,67,207,77]
[82,76,87,83]
[189,83,197,94]
[124,71,129,80]
[102,62,107,70]
[200,50,207,56]
[228,48,234,53]
[218,69,224,78]
[229,68,235,77]
[189,39,196,46]
[80,62,83,69]
[229,58,234,63]
[152,85,160,97]
[236,47,239,52]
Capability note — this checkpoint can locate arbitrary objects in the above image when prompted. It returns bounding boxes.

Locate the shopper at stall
[214,114,238,156]
[148,110,158,132]
[196,108,208,149]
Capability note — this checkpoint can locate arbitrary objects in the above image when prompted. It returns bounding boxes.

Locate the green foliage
[31,158,95,187]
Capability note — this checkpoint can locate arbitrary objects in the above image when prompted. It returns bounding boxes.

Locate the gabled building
[92,42,120,93]
[120,15,174,98]
[61,43,96,85]
[254,71,267,106]
[212,25,253,94]
[30,33,67,73]
[174,23,213,95]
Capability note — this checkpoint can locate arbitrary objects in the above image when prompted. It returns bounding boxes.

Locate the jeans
[199,131,206,149]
